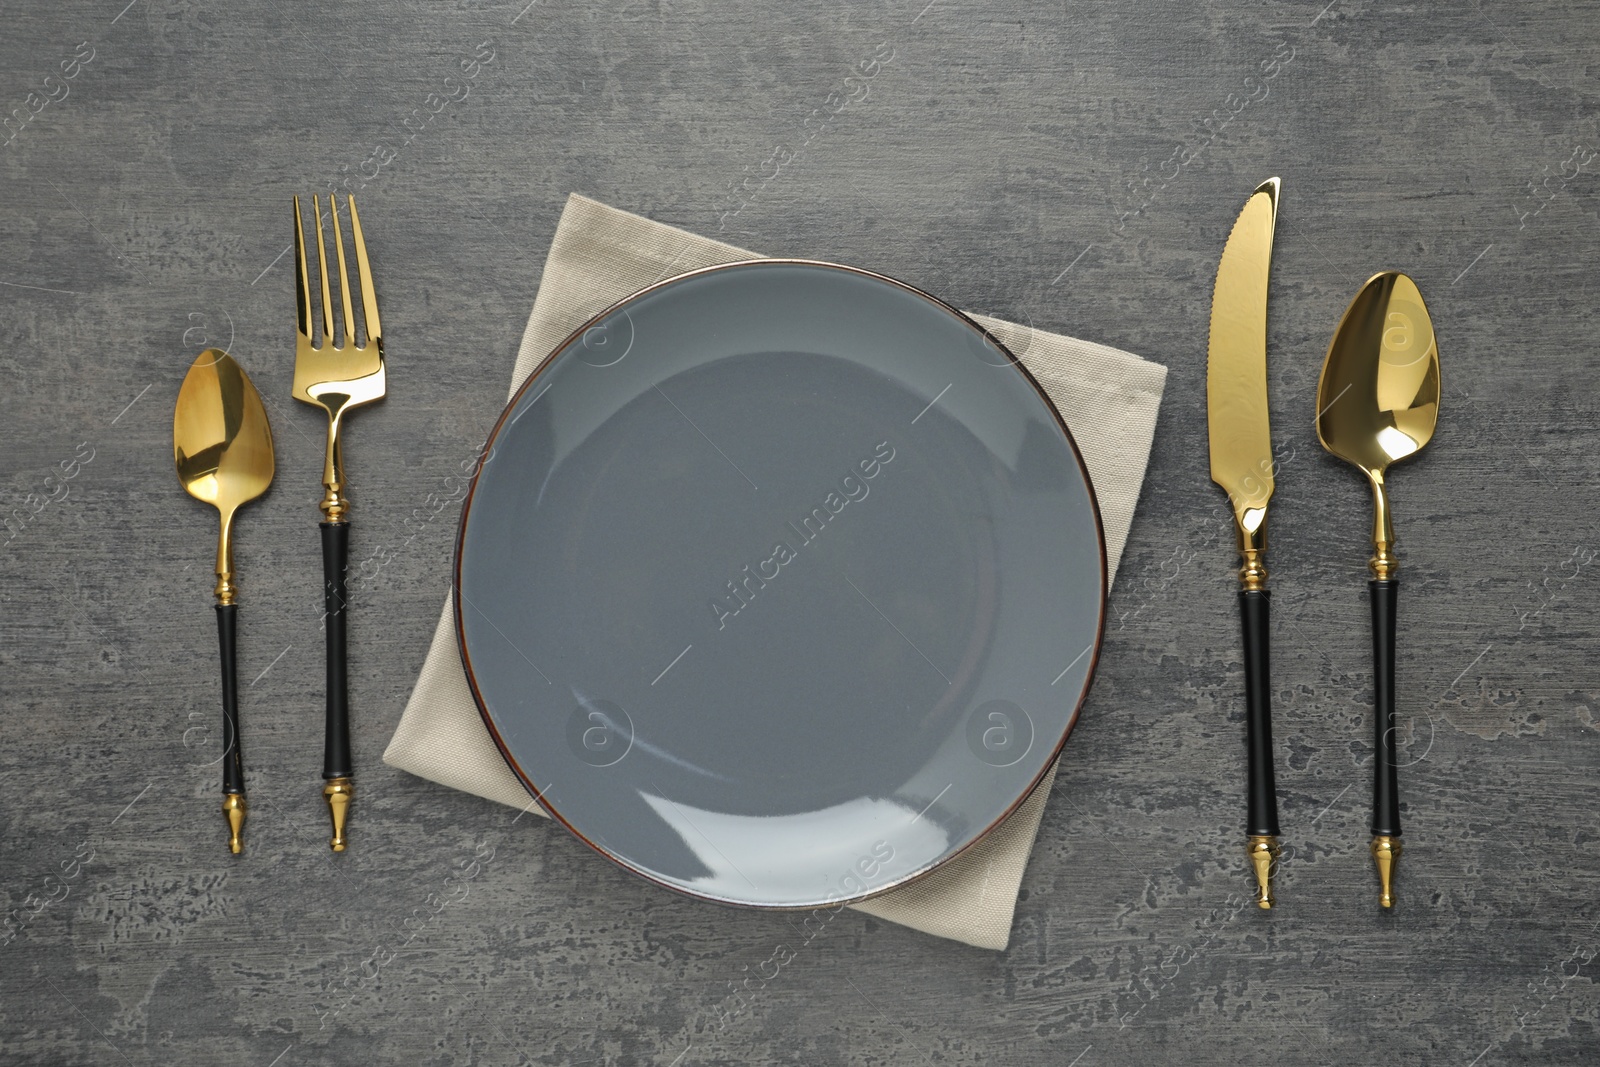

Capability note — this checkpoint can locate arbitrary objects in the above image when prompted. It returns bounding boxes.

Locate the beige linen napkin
[384,194,1167,951]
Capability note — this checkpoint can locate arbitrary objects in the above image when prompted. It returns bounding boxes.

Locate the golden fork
[292,194,386,852]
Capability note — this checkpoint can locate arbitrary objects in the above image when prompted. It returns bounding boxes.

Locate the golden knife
[1206,177,1284,908]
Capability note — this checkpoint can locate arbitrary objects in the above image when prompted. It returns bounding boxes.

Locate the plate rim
[452,257,1109,910]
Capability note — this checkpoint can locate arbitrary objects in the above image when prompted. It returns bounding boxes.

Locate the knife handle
[215,603,246,854]
[1239,589,1280,838]
[321,521,352,851]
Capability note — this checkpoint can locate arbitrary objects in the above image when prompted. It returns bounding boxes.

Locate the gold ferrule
[222,793,247,854]
[214,571,237,606]
[1369,542,1397,581]
[1239,548,1267,591]
[325,778,353,852]
[1235,512,1268,591]
[319,486,348,523]
[1248,834,1279,909]
[1371,834,1401,908]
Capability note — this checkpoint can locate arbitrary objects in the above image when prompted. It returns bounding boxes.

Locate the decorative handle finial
[1248,835,1279,909]
[324,778,352,852]
[222,793,247,854]
[1371,835,1400,908]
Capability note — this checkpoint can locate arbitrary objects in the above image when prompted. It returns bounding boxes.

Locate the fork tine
[348,196,381,349]
[329,197,355,350]
[313,195,334,346]
[293,195,312,342]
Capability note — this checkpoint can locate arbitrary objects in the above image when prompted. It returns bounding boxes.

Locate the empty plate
[456,260,1105,908]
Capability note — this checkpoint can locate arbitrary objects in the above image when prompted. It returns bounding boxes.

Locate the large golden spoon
[174,349,275,853]
[1315,272,1440,908]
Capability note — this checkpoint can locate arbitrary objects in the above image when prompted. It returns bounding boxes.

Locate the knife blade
[1206,176,1283,909]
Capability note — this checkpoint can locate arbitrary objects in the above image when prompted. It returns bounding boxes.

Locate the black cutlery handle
[1239,590,1280,837]
[216,604,244,796]
[1370,579,1401,837]
[321,521,352,780]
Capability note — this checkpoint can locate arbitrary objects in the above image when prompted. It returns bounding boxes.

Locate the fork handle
[321,521,352,781]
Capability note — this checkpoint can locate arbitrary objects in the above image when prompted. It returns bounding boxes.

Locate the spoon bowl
[1316,271,1439,575]
[175,349,275,601]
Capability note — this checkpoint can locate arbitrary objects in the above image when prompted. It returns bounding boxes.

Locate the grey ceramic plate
[455,260,1105,909]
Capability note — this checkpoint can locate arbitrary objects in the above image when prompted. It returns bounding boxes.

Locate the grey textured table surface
[3,1,1597,1064]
